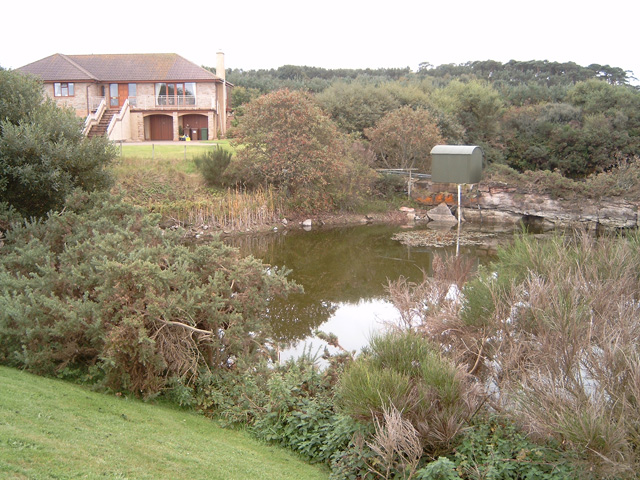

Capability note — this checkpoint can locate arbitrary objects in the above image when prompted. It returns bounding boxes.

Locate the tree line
[212,59,640,178]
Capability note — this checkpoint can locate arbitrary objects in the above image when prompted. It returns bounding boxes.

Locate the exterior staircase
[87,109,118,138]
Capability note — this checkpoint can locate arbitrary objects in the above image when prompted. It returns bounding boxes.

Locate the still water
[225,223,508,360]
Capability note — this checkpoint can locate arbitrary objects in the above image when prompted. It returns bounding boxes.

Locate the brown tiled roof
[18,53,221,83]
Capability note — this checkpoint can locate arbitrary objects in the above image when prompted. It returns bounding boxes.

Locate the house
[18,52,232,142]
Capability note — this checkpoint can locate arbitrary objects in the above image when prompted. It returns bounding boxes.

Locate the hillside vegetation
[219,59,640,179]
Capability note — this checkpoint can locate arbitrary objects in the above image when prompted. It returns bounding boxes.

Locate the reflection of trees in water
[266,294,338,342]
[225,231,289,261]
[226,225,487,342]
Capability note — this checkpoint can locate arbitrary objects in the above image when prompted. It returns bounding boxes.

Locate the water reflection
[224,223,504,358]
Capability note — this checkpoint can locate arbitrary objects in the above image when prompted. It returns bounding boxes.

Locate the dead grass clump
[367,404,423,480]
[114,158,287,231]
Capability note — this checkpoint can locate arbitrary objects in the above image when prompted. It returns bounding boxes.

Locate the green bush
[0,191,297,396]
[337,331,479,455]
[196,351,359,465]
[0,69,115,218]
[416,418,578,480]
[415,457,461,480]
[194,147,233,188]
[373,173,406,199]
[329,438,378,480]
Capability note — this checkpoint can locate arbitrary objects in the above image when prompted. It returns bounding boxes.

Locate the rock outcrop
[464,185,639,229]
[413,182,639,229]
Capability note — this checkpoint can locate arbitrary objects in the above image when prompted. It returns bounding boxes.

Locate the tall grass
[185,186,286,231]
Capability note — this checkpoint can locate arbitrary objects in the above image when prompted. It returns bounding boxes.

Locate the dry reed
[185,187,286,231]
[367,404,423,480]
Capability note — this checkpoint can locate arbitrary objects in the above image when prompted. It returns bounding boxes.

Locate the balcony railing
[134,95,216,110]
[89,95,216,112]
[156,95,196,106]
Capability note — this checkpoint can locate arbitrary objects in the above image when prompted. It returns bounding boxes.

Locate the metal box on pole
[430,145,483,184]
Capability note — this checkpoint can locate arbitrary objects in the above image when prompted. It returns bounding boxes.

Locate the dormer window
[54,82,74,97]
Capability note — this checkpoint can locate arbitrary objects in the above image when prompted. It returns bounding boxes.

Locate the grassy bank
[111,142,290,231]
[0,366,328,480]
[110,142,413,232]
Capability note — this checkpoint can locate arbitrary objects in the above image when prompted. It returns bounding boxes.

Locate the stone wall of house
[130,112,145,141]
[136,83,155,97]
[197,83,217,108]
[192,83,220,139]
[45,82,92,117]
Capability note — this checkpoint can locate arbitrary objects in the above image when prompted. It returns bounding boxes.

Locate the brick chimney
[216,51,225,81]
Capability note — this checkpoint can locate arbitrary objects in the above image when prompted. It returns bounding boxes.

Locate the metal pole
[457,184,462,256]
[152,144,155,160]
[457,184,461,226]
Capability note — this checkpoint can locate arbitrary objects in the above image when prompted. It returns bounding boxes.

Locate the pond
[224,222,514,361]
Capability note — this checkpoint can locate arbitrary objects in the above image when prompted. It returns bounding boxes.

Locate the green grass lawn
[116,140,234,162]
[0,366,328,480]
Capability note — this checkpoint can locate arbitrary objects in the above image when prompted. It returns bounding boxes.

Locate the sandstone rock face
[471,186,639,229]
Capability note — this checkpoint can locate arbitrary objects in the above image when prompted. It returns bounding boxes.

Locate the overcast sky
[3,0,638,84]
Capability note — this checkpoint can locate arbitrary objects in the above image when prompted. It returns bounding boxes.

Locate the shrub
[0,69,115,218]
[194,147,233,188]
[316,81,401,135]
[229,89,376,212]
[337,331,480,456]
[373,173,406,199]
[195,349,361,467]
[0,191,298,396]
[415,418,578,480]
[483,156,640,200]
[389,230,640,477]
[365,106,444,172]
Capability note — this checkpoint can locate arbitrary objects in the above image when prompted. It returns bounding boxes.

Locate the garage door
[182,114,208,140]
[149,115,173,140]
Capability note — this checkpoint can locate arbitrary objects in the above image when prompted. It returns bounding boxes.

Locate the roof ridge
[59,54,98,81]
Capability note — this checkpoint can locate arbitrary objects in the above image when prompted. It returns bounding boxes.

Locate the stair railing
[107,100,131,141]
[83,98,106,136]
